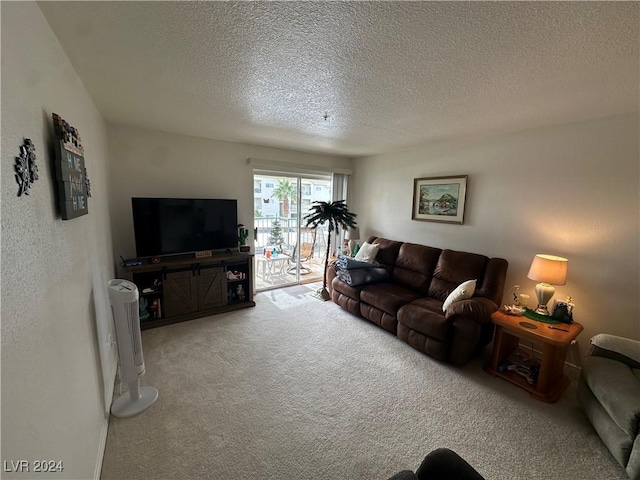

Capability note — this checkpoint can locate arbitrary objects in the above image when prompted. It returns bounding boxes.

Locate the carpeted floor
[101,283,624,480]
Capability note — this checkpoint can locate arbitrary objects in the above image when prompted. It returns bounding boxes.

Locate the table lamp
[527,254,568,315]
[344,227,360,256]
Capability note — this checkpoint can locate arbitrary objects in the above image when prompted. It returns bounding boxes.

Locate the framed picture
[412,175,468,224]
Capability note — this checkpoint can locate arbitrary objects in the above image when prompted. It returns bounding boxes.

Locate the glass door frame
[253,171,332,292]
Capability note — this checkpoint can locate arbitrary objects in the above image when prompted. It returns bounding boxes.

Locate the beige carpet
[101,283,624,480]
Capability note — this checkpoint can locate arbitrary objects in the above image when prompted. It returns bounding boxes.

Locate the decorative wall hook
[14,138,39,196]
[84,167,92,197]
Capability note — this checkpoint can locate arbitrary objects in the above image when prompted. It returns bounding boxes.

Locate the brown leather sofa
[327,237,508,365]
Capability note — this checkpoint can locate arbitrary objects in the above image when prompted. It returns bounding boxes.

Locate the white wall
[1,3,116,479]
[352,114,640,359]
[106,124,352,260]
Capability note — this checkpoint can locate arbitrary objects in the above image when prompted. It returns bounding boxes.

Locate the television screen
[132,198,238,257]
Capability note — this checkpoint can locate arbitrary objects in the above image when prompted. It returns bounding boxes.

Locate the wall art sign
[412,175,468,224]
[52,113,88,219]
[14,138,39,196]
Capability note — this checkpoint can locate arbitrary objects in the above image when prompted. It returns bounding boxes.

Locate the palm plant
[271,179,296,218]
[304,200,357,300]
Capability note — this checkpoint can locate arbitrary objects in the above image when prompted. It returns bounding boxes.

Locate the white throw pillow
[354,242,380,263]
[442,279,477,312]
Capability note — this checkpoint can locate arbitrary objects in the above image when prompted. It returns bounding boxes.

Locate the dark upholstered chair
[577,334,640,480]
[388,448,485,480]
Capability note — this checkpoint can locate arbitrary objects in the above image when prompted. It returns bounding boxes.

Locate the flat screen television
[131,198,238,258]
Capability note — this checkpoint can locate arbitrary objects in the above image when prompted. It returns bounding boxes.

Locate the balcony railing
[254,216,328,256]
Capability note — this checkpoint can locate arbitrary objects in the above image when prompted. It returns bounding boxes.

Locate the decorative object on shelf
[237,284,246,302]
[527,254,568,315]
[52,113,89,219]
[551,296,574,324]
[151,256,160,264]
[14,138,39,196]
[503,285,529,314]
[518,293,530,308]
[412,175,468,224]
[139,297,150,321]
[344,226,360,256]
[226,270,245,280]
[304,200,357,301]
[507,284,520,306]
[499,348,540,385]
[503,304,526,316]
[238,224,250,252]
[84,167,92,197]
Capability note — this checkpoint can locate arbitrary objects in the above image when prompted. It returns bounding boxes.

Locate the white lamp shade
[344,227,360,241]
[527,254,568,286]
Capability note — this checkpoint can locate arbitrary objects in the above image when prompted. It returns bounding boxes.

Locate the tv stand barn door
[121,253,255,329]
[197,265,226,310]
[163,269,198,317]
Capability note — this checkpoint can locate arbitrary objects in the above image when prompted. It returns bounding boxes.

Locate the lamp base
[534,305,550,316]
[534,282,555,316]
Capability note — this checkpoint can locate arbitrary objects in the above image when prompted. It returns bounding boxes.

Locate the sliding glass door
[253,172,332,291]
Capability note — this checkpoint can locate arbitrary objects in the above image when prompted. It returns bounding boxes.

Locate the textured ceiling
[38,1,638,157]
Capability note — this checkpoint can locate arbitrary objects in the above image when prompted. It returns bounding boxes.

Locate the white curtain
[331,173,350,256]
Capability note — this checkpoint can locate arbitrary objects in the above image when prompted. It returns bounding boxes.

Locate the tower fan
[108,279,158,417]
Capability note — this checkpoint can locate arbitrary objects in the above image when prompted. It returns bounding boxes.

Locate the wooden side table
[485,310,583,403]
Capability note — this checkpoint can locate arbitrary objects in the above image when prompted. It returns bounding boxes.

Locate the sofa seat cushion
[583,356,640,438]
[398,298,449,342]
[360,283,422,315]
[332,276,362,300]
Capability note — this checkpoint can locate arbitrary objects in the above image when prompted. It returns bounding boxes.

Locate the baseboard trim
[95,357,116,480]
[564,361,581,382]
[94,416,110,480]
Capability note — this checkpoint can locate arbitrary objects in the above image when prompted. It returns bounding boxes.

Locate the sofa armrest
[591,334,640,368]
[326,260,338,294]
[444,297,498,325]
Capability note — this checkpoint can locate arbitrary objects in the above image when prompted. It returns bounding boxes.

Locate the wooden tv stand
[120,252,255,330]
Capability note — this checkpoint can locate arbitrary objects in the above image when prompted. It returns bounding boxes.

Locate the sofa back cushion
[428,249,490,302]
[476,257,509,306]
[366,237,402,270]
[391,243,442,293]
[365,238,508,306]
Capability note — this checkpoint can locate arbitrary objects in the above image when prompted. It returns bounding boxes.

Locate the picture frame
[412,175,468,224]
